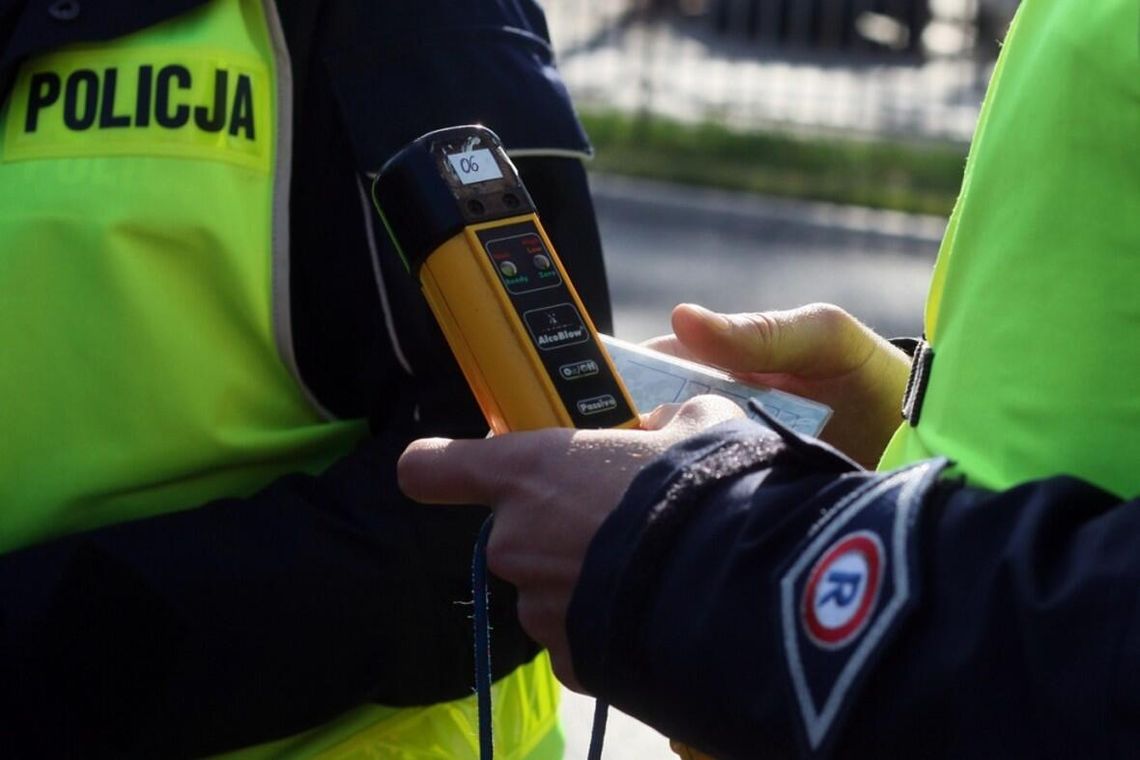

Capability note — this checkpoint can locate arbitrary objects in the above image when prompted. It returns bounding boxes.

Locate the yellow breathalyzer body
[372,125,638,434]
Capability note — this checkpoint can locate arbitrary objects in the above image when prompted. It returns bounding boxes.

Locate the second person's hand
[647,302,910,468]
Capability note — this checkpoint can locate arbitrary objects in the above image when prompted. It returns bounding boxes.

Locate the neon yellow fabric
[0,0,359,550]
[0,0,561,756]
[879,0,1140,497]
[222,654,563,760]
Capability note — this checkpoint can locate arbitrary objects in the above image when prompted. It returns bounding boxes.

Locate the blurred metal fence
[543,0,1018,143]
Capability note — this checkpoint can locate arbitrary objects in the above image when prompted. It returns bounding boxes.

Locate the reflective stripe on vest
[0,0,560,755]
[879,0,1140,496]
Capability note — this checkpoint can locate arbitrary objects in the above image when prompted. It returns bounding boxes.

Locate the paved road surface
[595,173,944,342]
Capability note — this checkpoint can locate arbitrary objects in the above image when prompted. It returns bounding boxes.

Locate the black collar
[0,0,208,101]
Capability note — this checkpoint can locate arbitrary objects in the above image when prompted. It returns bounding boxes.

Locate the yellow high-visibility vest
[880,0,1140,498]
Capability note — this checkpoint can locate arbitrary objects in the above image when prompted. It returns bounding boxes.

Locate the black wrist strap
[901,339,935,426]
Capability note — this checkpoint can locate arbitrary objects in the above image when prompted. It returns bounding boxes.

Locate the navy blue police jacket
[568,417,1140,759]
[0,0,609,755]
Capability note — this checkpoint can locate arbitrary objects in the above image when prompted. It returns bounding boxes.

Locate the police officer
[0,0,608,756]
[398,0,1140,756]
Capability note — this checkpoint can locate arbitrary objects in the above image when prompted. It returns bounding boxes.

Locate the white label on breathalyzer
[447,148,503,185]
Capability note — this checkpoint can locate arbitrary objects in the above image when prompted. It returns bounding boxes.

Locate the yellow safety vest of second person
[880,0,1140,498]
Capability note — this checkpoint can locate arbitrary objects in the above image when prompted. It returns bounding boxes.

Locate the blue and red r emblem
[801,531,884,650]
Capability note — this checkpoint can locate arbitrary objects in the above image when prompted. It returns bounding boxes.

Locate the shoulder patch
[779,459,946,754]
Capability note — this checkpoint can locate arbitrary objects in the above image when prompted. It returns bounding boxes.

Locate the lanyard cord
[473,516,496,759]
[472,515,610,760]
[587,694,610,760]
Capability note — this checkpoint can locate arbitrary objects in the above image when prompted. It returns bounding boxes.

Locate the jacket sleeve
[0,428,538,758]
[567,418,1140,759]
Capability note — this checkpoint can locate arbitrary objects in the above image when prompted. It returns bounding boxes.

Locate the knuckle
[800,302,853,331]
[802,300,857,334]
[515,596,545,638]
[738,311,783,347]
[643,402,681,430]
[678,393,741,423]
[484,532,517,580]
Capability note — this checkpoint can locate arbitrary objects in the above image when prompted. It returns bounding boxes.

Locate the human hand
[645,303,910,468]
[397,396,744,690]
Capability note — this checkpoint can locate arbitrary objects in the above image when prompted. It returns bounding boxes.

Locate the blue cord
[587,697,609,760]
[472,514,610,760]
[473,516,495,760]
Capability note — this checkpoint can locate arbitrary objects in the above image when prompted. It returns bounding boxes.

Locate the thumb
[670,302,869,379]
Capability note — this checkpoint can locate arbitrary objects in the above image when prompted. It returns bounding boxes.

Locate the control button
[498,260,519,278]
[49,0,80,20]
[532,254,552,271]
[559,359,599,380]
[577,395,618,416]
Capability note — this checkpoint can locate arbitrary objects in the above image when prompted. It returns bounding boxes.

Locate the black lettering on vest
[228,74,255,140]
[135,65,153,127]
[155,65,191,128]
[63,69,99,130]
[194,69,228,132]
[98,68,131,128]
[24,72,61,133]
[20,63,259,146]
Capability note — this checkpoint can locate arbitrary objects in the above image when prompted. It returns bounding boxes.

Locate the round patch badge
[801,531,884,649]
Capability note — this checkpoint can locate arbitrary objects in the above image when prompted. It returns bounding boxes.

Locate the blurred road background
[545,0,1003,141]
[596,173,943,341]
[536,0,1016,755]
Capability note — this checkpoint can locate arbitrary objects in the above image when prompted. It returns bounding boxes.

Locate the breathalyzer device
[372,125,639,434]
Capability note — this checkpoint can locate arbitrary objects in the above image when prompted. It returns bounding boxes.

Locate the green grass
[579,109,968,216]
